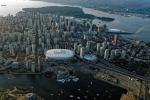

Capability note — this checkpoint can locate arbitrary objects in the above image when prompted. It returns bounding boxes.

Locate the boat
[69,95,74,98]
[84,96,88,99]
[57,79,66,83]
[96,93,100,96]
[50,93,54,96]
[72,77,79,82]
[77,96,81,99]
[77,88,81,91]
[1,5,7,6]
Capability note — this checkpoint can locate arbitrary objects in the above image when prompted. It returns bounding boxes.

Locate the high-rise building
[104,49,110,60]
[114,34,118,45]
[26,46,30,55]
[96,43,101,54]
[74,43,78,53]
[80,47,85,58]
[110,50,115,60]
[31,62,36,72]
[121,50,127,59]
[100,47,105,57]
[31,44,36,54]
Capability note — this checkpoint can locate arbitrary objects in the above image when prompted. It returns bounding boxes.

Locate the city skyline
[0,0,150,100]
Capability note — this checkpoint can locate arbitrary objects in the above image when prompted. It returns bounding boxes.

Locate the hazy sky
[0,0,28,4]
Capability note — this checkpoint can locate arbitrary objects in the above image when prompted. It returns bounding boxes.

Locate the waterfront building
[31,62,36,72]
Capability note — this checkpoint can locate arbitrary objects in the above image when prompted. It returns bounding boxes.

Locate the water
[0,0,63,16]
[0,0,150,42]
[0,0,148,99]
[83,8,150,42]
[0,73,126,100]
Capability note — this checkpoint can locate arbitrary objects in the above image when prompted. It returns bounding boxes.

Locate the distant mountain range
[34,0,150,9]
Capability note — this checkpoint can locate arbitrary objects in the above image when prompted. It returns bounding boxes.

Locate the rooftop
[46,49,74,60]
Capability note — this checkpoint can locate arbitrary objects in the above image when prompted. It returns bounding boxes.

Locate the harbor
[0,0,150,100]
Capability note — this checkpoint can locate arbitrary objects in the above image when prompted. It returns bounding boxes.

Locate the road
[86,59,150,83]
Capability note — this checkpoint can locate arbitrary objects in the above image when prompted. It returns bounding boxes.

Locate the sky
[0,0,28,5]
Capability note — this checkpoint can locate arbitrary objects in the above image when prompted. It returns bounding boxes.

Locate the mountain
[34,0,150,9]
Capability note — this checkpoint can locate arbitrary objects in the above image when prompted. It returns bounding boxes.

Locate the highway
[87,59,150,83]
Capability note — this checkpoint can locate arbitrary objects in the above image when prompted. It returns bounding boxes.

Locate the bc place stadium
[45,49,74,61]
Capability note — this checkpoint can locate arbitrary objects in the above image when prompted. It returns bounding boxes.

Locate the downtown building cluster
[0,11,149,74]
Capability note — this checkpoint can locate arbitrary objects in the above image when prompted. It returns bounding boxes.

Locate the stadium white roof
[46,49,74,60]
[84,54,97,62]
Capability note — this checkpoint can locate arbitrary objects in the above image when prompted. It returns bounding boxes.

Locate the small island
[23,6,115,21]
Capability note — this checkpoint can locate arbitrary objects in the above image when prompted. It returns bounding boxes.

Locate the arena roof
[84,54,97,62]
[46,49,74,60]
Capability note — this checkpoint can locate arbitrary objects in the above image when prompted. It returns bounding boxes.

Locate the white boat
[57,79,65,83]
[72,77,79,82]
[1,5,7,6]
[69,95,74,98]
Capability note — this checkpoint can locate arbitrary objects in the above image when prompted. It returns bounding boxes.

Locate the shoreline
[31,0,150,19]
[0,1,150,42]
[22,6,115,22]
[0,70,127,100]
